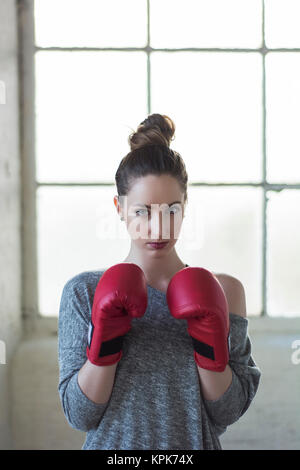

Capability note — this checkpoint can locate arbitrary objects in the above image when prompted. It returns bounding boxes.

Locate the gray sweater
[58,268,261,450]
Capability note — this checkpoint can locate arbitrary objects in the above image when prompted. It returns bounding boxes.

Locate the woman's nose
[148,209,170,240]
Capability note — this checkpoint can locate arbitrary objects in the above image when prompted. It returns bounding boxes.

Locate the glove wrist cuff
[191,335,229,372]
[86,321,127,365]
[191,336,215,361]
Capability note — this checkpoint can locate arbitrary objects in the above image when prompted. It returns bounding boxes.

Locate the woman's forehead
[127,175,184,201]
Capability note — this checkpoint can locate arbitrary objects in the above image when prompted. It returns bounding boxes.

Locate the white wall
[0,0,22,450]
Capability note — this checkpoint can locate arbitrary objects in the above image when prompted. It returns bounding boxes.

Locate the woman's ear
[114,195,120,214]
[114,195,124,221]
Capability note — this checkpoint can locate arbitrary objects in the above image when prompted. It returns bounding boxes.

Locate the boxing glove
[87,263,148,366]
[166,267,230,372]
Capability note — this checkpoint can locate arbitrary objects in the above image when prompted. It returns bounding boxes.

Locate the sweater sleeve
[57,273,108,432]
[202,313,261,434]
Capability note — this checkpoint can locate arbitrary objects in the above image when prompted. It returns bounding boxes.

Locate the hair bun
[128,113,176,151]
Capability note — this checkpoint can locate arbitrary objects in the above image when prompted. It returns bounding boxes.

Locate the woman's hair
[115,113,188,207]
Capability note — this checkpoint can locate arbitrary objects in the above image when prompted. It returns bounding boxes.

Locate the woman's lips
[147,242,169,249]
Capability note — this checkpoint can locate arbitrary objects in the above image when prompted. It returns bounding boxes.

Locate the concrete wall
[0,0,22,450]
[220,317,300,450]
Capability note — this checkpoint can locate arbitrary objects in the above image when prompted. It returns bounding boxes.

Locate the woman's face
[114,174,186,256]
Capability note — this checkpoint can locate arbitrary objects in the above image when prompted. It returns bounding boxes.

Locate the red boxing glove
[166,267,230,372]
[87,263,148,366]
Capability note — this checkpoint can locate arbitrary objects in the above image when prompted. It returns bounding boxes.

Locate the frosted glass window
[37,186,131,316]
[34,0,147,48]
[265,0,300,48]
[266,53,300,183]
[177,186,263,317]
[32,1,300,320]
[35,51,147,183]
[150,0,262,48]
[267,190,300,317]
[152,52,263,183]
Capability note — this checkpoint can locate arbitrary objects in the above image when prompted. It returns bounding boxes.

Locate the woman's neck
[122,249,187,285]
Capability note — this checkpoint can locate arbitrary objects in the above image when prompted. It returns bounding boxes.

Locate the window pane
[267,190,300,317]
[178,186,263,316]
[150,0,262,48]
[34,0,147,47]
[266,53,300,183]
[35,51,147,183]
[151,52,263,183]
[37,186,131,317]
[265,0,300,48]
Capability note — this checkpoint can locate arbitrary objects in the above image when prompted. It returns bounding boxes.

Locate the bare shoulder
[213,272,247,318]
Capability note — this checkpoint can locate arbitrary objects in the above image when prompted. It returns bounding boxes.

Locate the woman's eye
[166,206,180,215]
[169,206,179,215]
[135,206,179,217]
[135,209,148,216]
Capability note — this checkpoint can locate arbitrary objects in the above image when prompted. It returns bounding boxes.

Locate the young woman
[58,113,261,450]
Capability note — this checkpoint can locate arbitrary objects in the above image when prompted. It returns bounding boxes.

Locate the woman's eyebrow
[134,201,182,208]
